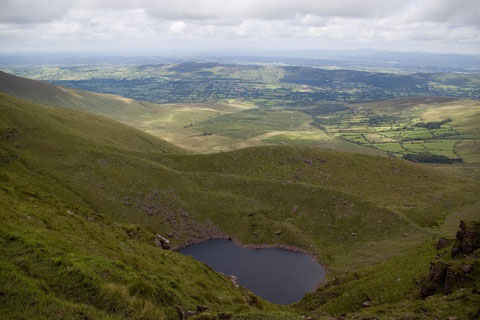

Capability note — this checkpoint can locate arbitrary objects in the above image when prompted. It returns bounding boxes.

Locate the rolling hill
[2,70,479,162]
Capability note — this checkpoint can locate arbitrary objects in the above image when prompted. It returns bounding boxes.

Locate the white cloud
[168,21,187,35]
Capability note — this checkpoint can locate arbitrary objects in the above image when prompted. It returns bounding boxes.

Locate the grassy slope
[0,71,292,153]
[1,92,479,318]
[0,70,162,120]
[0,93,298,319]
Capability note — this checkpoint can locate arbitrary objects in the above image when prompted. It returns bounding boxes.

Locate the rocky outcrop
[420,260,472,298]
[444,264,467,294]
[451,220,480,258]
[421,220,479,298]
[420,261,448,298]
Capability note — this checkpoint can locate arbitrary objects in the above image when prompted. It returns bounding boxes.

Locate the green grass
[194,109,312,139]
[372,143,405,153]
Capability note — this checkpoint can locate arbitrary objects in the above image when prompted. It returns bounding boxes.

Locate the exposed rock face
[452,220,480,257]
[421,220,479,298]
[444,265,466,294]
[420,261,448,298]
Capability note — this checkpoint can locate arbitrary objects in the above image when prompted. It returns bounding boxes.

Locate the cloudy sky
[1,0,479,54]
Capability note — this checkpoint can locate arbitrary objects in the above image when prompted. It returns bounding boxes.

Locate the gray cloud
[3,0,479,25]
[0,0,73,23]
[0,0,479,53]
[406,0,480,27]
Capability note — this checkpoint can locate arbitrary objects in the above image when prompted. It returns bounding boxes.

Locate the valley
[0,65,479,319]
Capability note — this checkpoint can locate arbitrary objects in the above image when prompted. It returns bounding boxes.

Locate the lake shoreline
[174,234,328,295]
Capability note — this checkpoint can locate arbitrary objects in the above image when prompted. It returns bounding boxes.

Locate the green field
[4,63,480,104]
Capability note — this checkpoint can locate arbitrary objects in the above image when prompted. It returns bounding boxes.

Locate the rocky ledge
[421,220,480,298]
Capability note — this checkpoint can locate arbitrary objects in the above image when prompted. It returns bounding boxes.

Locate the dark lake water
[179,239,325,305]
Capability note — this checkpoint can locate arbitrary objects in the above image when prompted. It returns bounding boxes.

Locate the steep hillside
[0,71,278,153]
[0,70,169,122]
[0,93,297,319]
[1,93,479,318]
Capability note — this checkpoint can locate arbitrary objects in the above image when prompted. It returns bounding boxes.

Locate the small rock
[184,310,197,318]
[317,157,327,163]
[462,263,473,274]
[274,230,282,235]
[303,159,313,165]
[362,301,372,307]
[221,274,239,288]
[217,313,233,320]
[154,234,170,250]
[292,205,299,213]
[435,238,451,249]
[351,233,357,236]
[196,305,208,312]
